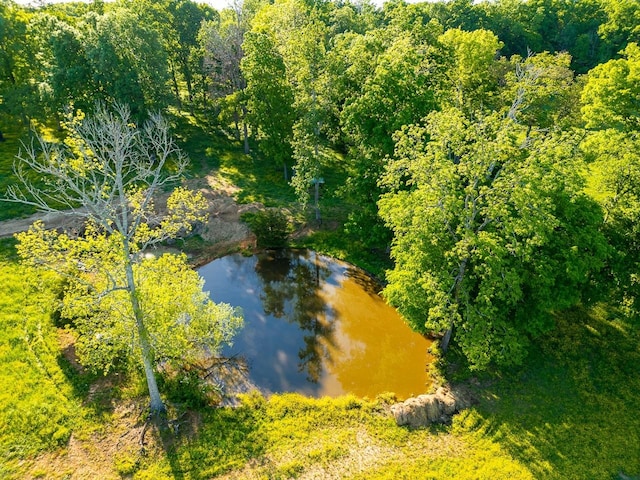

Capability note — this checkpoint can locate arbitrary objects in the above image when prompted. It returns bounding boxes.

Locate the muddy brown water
[198,249,433,400]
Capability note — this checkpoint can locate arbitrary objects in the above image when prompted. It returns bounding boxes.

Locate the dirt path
[0,174,262,260]
[0,210,86,238]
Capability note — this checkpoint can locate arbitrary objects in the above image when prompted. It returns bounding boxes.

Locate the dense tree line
[2,0,640,370]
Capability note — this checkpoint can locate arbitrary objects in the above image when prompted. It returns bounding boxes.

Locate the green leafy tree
[165,0,215,108]
[3,104,242,414]
[200,7,249,151]
[502,51,579,131]
[582,130,640,312]
[581,44,640,314]
[83,7,171,116]
[379,108,608,369]
[17,228,242,381]
[438,28,503,111]
[241,30,295,179]
[36,14,94,114]
[285,17,331,224]
[581,42,640,131]
[598,0,640,60]
[0,2,43,124]
[335,24,444,246]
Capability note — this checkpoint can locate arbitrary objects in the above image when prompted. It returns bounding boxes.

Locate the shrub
[243,210,290,248]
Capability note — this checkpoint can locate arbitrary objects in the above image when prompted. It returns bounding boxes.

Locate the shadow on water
[256,250,337,384]
[198,249,433,399]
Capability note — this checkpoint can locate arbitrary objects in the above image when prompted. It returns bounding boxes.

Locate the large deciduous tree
[581,43,640,314]
[335,24,444,247]
[379,108,608,369]
[241,30,295,179]
[0,2,43,124]
[200,6,249,151]
[4,104,242,414]
[581,42,640,131]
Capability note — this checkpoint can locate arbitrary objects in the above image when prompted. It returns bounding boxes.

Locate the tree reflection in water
[198,249,432,399]
[255,250,336,383]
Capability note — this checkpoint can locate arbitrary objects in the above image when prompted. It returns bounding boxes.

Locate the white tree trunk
[123,238,165,414]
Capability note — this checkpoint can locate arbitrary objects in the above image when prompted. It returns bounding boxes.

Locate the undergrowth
[0,125,38,220]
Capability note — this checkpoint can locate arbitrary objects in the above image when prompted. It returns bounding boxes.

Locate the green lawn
[0,238,81,476]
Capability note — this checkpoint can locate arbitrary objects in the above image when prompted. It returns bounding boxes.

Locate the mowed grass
[0,238,84,478]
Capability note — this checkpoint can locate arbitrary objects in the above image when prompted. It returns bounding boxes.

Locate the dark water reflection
[198,250,433,400]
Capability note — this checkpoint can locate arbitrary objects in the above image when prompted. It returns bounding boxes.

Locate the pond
[198,249,433,400]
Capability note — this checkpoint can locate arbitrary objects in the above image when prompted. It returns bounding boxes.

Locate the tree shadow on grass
[154,397,266,479]
[55,347,132,419]
[466,306,640,479]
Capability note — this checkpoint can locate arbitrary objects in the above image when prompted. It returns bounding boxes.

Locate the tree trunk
[0,130,4,142]
[233,107,240,141]
[313,132,321,225]
[314,178,321,226]
[440,257,468,355]
[170,64,182,111]
[242,105,249,154]
[123,242,165,415]
[185,70,194,105]
[440,323,453,354]
[201,74,209,110]
[283,162,288,181]
[243,122,249,154]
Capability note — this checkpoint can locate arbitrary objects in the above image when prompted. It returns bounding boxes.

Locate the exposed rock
[390,384,476,428]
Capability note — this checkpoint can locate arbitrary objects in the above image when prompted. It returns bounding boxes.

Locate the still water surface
[198,250,433,400]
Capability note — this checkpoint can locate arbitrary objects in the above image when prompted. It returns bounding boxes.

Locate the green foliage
[582,129,640,315]
[379,108,608,369]
[0,126,38,220]
[438,28,504,110]
[501,51,580,129]
[290,226,392,280]
[243,209,290,248]
[582,43,640,130]
[241,29,295,173]
[157,368,216,409]
[2,2,640,478]
[16,225,243,378]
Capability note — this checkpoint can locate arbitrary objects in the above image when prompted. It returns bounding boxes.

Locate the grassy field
[1,113,639,479]
[0,238,81,476]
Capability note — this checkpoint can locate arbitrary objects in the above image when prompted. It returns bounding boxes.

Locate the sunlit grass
[0,239,85,477]
[128,303,640,479]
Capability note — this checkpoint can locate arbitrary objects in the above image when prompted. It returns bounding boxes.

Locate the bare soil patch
[0,173,262,264]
